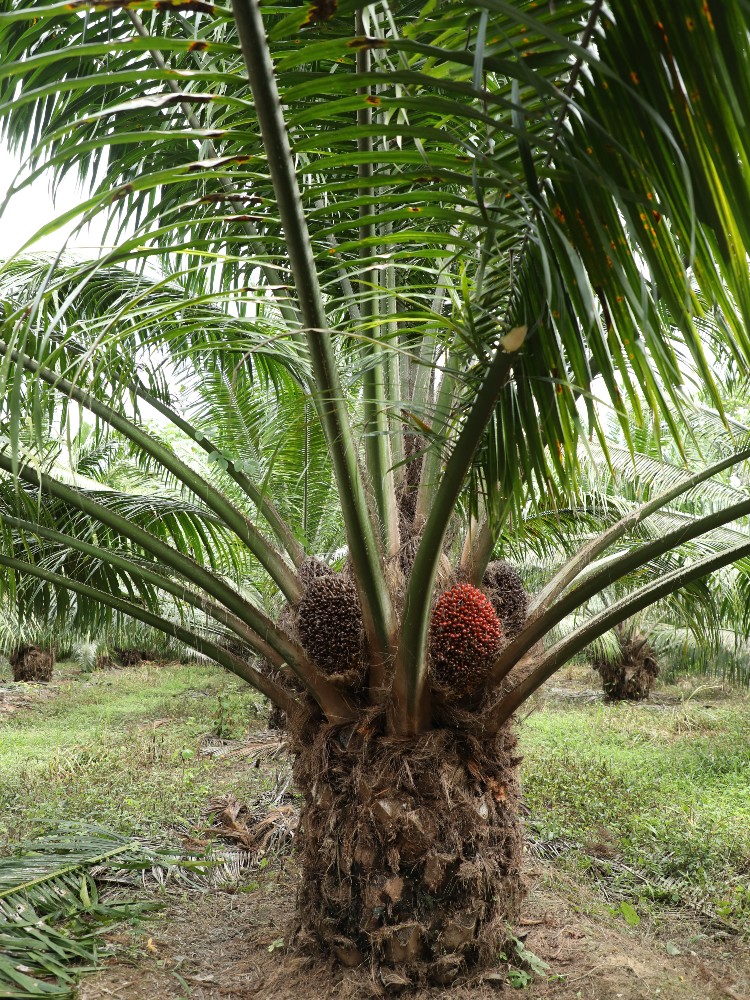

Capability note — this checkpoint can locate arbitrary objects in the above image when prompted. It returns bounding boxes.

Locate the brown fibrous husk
[388,536,453,603]
[395,432,426,539]
[593,634,659,701]
[291,715,525,986]
[482,561,529,640]
[9,644,55,683]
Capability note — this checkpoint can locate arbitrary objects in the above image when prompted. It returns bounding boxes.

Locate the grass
[0,659,272,850]
[520,676,750,926]
[2,656,749,932]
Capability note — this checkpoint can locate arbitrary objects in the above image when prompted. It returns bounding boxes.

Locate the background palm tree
[499,409,750,699]
[0,606,57,681]
[3,0,750,983]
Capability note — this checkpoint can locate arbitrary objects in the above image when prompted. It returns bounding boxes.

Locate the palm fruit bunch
[298,556,334,587]
[295,564,364,676]
[428,583,503,695]
[482,560,529,640]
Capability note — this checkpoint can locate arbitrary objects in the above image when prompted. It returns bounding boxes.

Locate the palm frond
[0,830,167,999]
[0,824,262,999]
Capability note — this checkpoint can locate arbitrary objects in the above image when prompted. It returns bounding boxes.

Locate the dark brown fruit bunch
[429,583,502,694]
[298,557,334,587]
[482,560,529,639]
[296,573,364,676]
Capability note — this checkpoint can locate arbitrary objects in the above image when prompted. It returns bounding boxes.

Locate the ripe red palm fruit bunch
[428,583,503,695]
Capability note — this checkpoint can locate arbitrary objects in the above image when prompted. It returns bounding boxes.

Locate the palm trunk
[593,633,659,701]
[291,716,525,984]
[10,645,55,682]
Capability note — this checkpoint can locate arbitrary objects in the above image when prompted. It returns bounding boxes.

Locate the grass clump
[520,693,750,924]
[0,661,271,850]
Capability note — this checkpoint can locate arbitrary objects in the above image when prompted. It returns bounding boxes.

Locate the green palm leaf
[0,829,172,999]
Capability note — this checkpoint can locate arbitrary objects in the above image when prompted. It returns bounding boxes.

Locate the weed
[501,935,549,989]
[0,663,267,850]
[210,692,249,740]
[520,696,750,926]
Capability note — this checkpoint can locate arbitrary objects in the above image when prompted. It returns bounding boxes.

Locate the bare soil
[0,679,58,720]
[79,856,750,1000]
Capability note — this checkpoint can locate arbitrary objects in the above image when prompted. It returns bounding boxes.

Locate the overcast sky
[0,147,109,260]
[0,145,172,435]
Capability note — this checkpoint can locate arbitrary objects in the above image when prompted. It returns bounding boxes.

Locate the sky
[0,144,171,436]
[0,147,109,260]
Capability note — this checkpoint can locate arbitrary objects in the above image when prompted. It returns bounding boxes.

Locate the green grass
[520,692,750,923]
[3,658,750,930]
[0,660,271,850]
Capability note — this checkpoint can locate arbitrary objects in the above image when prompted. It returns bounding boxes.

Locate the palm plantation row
[2,0,750,983]
[4,401,750,695]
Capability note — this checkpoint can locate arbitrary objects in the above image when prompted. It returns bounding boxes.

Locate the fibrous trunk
[593,635,659,701]
[114,648,156,667]
[10,644,55,682]
[292,717,525,985]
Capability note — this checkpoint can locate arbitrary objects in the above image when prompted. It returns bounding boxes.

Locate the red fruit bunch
[428,583,503,695]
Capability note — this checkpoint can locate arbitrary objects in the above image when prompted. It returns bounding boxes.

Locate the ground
[1,657,749,999]
[76,861,750,1000]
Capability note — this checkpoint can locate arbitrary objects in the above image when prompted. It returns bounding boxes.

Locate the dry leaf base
[292,720,525,986]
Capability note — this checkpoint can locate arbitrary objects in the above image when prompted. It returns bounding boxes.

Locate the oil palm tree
[3,0,750,984]
[576,395,750,696]
[498,412,750,700]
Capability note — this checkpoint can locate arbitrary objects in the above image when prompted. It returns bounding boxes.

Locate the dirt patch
[519,866,750,999]
[0,681,59,721]
[79,858,750,1000]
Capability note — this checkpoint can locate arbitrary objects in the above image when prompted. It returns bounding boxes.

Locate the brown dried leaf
[383,876,404,902]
